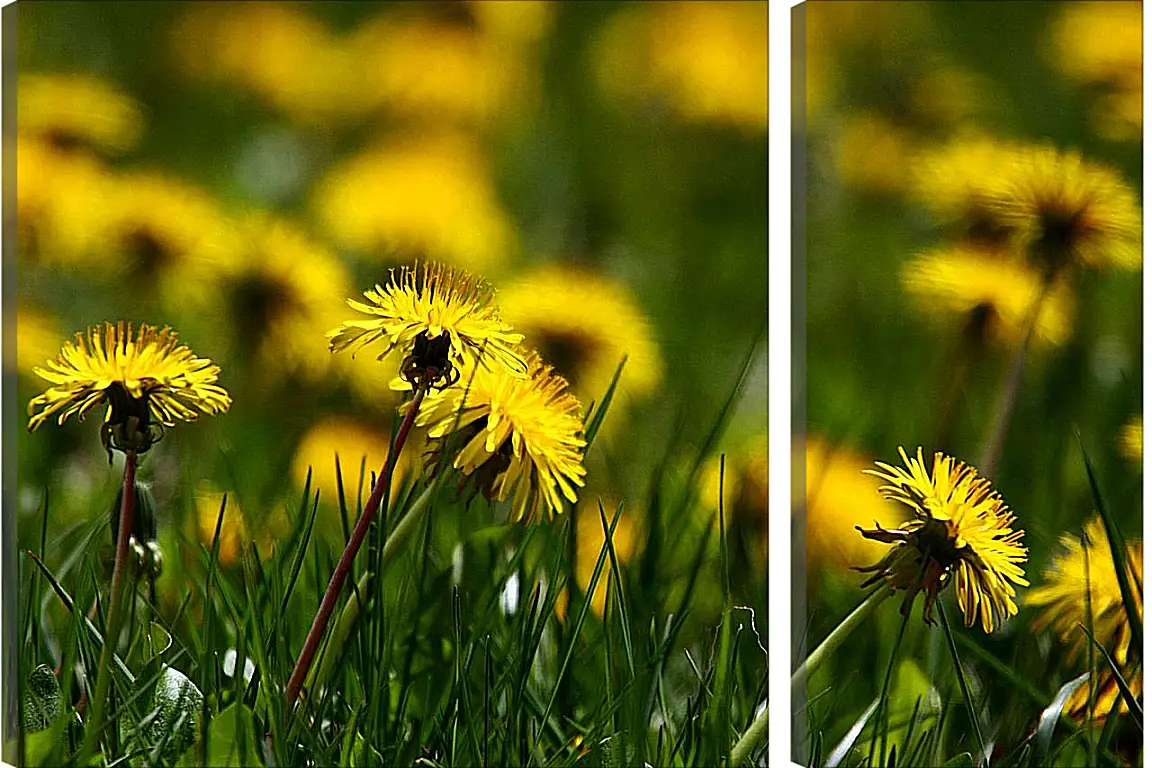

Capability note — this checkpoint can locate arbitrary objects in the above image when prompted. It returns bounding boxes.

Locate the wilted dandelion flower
[1119,416,1142,466]
[985,146,1141,272]
[901,244,1074,348]
[856,447,1028,632]
[1024,517,1142,721]
[27,322,231,459]
[498,266,662,413]
[415,352,586,522]
[18,73,144,153]
[328,262,526,390]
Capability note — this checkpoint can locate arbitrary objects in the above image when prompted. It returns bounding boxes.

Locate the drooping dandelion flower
[901,244,1074,348]
[805,438,906,573]
[27,322,231,459]
[1024,517,1143,721]
[18,73,145,154]
[328,261,527,390]
[414,352,586,522]
[856,447,1028,632]
[984,146,1142,273]
[498,265,662,414]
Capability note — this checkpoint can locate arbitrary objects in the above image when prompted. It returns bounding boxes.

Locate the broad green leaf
[23,664,61,733]
[202,702,263,767]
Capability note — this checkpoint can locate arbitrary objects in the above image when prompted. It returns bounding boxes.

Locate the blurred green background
[801,1,1141,763]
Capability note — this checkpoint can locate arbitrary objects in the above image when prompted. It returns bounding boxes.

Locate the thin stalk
[790,586,890,699]
[940,607,986,768]
[931,307,990,451]
[286,379,431,709]
[730,703,767,766]
[978,269,1053,479]
[78,450,138,764]
[871,591,916,768]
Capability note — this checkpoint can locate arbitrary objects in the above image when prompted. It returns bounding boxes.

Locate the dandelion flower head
[328,262,526,389]
[857,447,1028,632]
[27,322,231,457]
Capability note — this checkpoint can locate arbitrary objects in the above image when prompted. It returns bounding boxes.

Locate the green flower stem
[78,449,138,764]
[790,586,890,699]
[941,607,987,767]
[978,269,1053,480]
[286,379,431,710]
[304,479,440,699]
[730,702,767,766]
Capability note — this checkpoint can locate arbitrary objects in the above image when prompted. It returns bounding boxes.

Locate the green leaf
[940,753,975,767]
[144,665,205,765]
[1033,672,1089,765]
[23,664,62,733]
[201,702,263,767]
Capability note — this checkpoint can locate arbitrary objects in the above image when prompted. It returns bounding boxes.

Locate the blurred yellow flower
[1119,416,1142,466]
[833,111,916,194]
[985,146,1142,273]
[1048,1,1141,141]
[416,352,586,523]
[16,305,63,382]
[349,1,551,127]
[901,244,1074,348]
[699,435,768,565]
[805,438,905,573]
[217,214,352,382]
[16,136,116,261]
[498,266,662,416]
[195,486,249,568]
[910,135,1025,244]
[555,498,637,622]
[27,322,231,459]
[858,447,1028,633]
[170,2,350,126]
[291,417,417,511]
[18,73,144,153]
[1024,517,1142,722]
[312,133,516,273]
[592,1,767,130]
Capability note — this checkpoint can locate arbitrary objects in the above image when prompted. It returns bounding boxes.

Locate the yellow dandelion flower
[348,2,551,126]
[592,1,768,130]
[1024,517,1142,722]
[901,244,1074,348]
[170,2,349,126]
[194,486,249,568]
[312,132,515,272]
[497,266,662,414]
[1025,517,1142,666]
[1048,1,1141,87]
[415,352,587,523]
[16,135,116,260]
[1065,665,1143,725]
[18,73,144,154]
[328,262,527,390]
[291,417,417,510]
[1119,416,1142,466]
[217,214,352,381]
[16,305,63,382]
[27,322,231,458]
[909,134,1026,243]
[554,498,637,621]
[805,438,906,573]
[857,447,1028,633]
[984,146,1142,272]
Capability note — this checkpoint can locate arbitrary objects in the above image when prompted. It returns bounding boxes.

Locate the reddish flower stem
[286,379,431,710]
[78,450,138,763]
